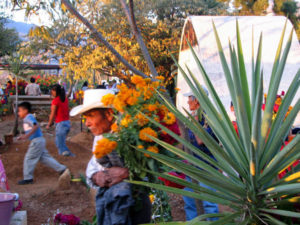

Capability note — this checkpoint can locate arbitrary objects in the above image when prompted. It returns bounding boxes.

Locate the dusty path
[0,115,188,223]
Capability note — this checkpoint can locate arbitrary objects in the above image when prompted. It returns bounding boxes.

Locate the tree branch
[119,0,158,78]
[60,0,148,78]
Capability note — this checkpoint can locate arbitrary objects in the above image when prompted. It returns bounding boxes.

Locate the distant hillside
[4,19,35,38]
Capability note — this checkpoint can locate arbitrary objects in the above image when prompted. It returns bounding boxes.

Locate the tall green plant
[129,20,300,224]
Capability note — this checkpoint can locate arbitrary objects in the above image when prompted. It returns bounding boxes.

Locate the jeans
[183,176,219,221]
[95,182,134,225]
[55,120,72,155]
[24,137,66,180]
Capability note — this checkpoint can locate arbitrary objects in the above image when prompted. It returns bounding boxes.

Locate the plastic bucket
[0,193,16,225]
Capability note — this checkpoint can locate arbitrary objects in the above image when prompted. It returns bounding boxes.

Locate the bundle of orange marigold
[93,75,180,180]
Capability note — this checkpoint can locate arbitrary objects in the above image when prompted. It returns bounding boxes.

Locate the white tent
[176,16,300,125]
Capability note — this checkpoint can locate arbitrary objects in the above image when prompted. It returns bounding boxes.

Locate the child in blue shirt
[17,102,68,185]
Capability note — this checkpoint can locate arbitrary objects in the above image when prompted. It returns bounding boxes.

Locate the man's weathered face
[187,96,200,111]
[84,109,113,136]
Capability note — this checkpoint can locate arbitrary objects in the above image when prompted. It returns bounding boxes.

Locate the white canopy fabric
[176,16,300,125]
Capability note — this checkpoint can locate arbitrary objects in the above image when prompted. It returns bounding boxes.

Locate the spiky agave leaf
[128,20,300,224]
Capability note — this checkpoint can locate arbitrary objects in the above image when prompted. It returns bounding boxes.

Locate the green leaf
[210,211,241,225]
[260,27,293,151]
[236,20,251,127]
[261,213,288,225]
[259,183,300,196]
[259,208,300,218]
[127,180,235,206]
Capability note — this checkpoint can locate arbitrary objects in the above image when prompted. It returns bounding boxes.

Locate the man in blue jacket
[183,88,219,221]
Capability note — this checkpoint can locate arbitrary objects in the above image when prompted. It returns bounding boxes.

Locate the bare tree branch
[61,0,148,78]
[119,0,158,78]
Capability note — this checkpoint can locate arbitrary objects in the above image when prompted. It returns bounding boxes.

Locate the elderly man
[182,88,219,221]
[70,89,151,225]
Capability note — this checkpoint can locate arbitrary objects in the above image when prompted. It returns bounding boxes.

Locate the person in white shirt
[70,89,151,225]
[25,77,41,96]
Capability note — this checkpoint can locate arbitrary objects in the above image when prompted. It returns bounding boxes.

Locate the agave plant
[130,20,300,224]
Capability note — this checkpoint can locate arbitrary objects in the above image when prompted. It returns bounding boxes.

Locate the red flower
[54,213,80,225]
[158,171,186,189]
[273,104,279,113]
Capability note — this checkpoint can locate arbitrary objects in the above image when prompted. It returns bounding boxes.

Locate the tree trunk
[12,75,19,136]
[119,0,158,78]
[61,0,148,78]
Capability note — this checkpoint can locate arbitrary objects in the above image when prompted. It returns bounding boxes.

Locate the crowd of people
[1,75,298,224]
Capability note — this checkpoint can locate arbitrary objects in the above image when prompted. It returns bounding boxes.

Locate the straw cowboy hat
[70,89,115,116]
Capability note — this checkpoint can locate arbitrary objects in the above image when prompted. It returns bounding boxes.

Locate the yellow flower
[111,122,119,132]
[149,194,155,204]
[93,138,117,159]
[284,171,300,182]
[139,127,158,142]
[144,146,159,157]
[121,114,132,128]
[163,112,176,125]
[135,113,149,126]
[101,93,115,106]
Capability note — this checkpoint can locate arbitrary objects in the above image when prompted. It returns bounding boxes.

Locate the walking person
[17,102,68,185]
[47,84,74,156]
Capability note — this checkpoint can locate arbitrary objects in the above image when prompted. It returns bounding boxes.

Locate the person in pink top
[47,84,74,156]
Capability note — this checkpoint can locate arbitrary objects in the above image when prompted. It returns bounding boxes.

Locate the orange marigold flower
[136,113,149,126]
[113,96,126,112]
[117,83,129,93]
[156,76,164,81]
[144,146,159,157]
[101,93,115,106]
[139,127,158,142]
[147,104,157,112]
[121,114,132,128]
[131,75,146,88]
[111,122,119,132]
[143,87,154,100]
[275,97,282,105]
[93,138,117,159]
[126,89,140,106]
[164,112,176,125]
[137,145,144,149]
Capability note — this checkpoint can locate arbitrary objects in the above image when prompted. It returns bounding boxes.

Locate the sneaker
[59,168,69,175]
[62,151,70,156]
[18,179,33,185]
[59,168,70,177]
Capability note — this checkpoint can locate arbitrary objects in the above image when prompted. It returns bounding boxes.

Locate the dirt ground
[0,115,188,224]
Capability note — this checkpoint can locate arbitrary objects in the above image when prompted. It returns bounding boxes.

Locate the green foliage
[150,189,172,223]
[0,17,20,57]
[129,21,300,224]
